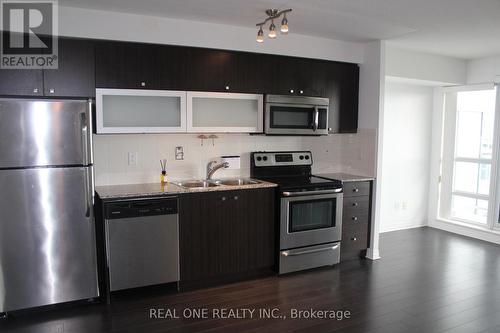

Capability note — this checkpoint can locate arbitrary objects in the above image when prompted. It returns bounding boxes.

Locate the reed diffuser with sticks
[160,159,167,184]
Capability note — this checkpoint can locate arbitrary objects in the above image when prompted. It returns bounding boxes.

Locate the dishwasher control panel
[105,198,178,219]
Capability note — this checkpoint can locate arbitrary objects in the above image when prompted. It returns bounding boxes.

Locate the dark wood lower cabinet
[179,188,275,289]
[341,181,372,261]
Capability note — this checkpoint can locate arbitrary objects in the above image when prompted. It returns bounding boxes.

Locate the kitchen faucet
[206,161,229,180]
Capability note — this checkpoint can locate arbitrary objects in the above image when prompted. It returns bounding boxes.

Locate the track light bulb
[256,26,264,43]
[281,15,289,33]
[268,21,277,39]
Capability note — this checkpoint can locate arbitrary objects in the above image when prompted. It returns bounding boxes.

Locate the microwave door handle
[313,107,319,131]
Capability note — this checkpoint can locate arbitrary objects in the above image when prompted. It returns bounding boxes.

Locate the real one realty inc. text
[149,307,351,320]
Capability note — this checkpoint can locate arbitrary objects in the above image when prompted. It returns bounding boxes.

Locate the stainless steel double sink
[172,178,260,189]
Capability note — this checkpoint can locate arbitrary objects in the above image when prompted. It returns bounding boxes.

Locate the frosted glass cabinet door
[96,89,186,133]
[187,92,263,133]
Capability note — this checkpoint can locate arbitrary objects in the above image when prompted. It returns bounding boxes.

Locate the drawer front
[343,211,369,227]
[279,242,340,274]
[341,222,369,261]
[343,195,369,212]
[343,181,371,197]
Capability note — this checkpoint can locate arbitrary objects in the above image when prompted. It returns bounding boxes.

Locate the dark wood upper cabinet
[0,68,43,96]
[338,63,360,133]
[157,45,188,90]
[0,38,94,97]
[95,41,151,89]
[267,56,328,97]
[43,38,95,97]
[186,48,238,92]
[95,41,188,90]
[0,32,44,96]
[233,52,273,93]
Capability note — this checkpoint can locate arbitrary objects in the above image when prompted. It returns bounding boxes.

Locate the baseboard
[380,223,427,233]
[365,248,381,260]
[430,219,500,245]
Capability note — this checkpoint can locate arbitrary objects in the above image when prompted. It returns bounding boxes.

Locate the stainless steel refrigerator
[0,99,99,313]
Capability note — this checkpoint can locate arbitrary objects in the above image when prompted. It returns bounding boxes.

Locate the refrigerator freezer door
[0,166,98,312]
[0,99,92,168]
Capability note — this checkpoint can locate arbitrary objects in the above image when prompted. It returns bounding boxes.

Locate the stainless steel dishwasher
[104,197,179,292]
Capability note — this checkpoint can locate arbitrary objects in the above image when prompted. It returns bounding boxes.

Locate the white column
[358,40,386,260]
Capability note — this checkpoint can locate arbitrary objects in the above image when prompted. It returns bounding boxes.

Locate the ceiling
[60,0,500,59]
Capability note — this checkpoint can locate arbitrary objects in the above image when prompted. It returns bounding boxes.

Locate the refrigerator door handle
[81,112,89,166]
[88,99,94,165]
[84,170,91,218]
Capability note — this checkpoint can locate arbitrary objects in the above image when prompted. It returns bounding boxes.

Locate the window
[440,86,498,227]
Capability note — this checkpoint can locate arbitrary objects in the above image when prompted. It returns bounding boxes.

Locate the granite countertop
[95,179,277,200]
[316,172,374,183]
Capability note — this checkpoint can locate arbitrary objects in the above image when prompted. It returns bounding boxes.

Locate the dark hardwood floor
[2,227,500,333]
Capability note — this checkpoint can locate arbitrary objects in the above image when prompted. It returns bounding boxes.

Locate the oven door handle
[282,243,340,257]
[282,188,342,197]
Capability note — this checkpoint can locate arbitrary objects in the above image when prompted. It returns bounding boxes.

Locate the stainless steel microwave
[265,95,330,135]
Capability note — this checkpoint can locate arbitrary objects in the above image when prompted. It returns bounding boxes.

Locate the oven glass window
[270,106,314,129]
[289,198,336,233]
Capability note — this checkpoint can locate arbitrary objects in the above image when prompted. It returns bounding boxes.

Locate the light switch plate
[128,152,138,166]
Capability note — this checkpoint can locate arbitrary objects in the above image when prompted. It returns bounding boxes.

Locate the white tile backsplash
[93,131,376,186]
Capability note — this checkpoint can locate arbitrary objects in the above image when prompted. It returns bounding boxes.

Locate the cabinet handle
[33,88,39,93]
[49,88,55,94]
[289,89,294,93]
[351,237,357,241]
[352,216,358,221]
[352,202,359,207]
[233,196,239,200]
[140,81,146,87]
[225,85,230,90]
[353,188,359,193]
[221,196,227,201]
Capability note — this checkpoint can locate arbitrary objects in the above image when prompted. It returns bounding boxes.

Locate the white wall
[467,55,500,84]
[93,134,304,185]
[58,6,363,63]
[380,81,433,233]
[93,130,378,186]
[386,46,467,85]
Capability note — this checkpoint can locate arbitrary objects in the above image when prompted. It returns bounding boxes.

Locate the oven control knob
[263,156,268,161]
[305,155,310,160]
[256,156,262,161]
[299,155,304,160]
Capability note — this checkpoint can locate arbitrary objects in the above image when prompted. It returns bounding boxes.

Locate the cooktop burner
[250,151,342,192]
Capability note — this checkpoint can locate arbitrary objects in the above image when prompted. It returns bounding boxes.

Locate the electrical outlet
[394,202,400,211]
[402,202,408,210]
[175,146,184,160]
[128,152,138,166]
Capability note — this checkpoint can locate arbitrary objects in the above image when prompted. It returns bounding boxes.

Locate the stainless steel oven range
[250,151,343,274]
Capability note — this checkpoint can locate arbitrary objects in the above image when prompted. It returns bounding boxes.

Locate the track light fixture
[255,8,292,43]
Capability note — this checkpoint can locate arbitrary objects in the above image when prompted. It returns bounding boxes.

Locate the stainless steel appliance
[0,99,98,313]
[251,151,343,274]
[104,197,179,292]
[265,95,330,135]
